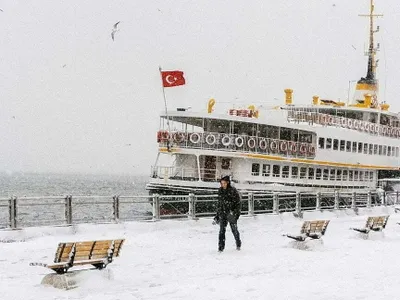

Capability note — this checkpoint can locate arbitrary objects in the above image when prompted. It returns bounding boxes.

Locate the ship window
[343,170,348,181]
[358,142,363,153]
[291,166,298,178]
[370,171,374,181]
[282,166,289,178]
[396,147,399,157]
[329,169,335,180]
[316,168,322,180]
[340,140,345,151]
[323,169,329,180]
[346,141,351,152]
[354,171,359,181]
[272,165,280,177]
[387,146,391,156]
[333,139,339,150]
[373,144,378,155]
[349,170,354,181]
[308,168,314,180]
[352,142,357,153]
[251,163,260,176]
[379,145,383,155]
[363,143,368,154]
[336,170,342,181]
[368,144,373,155]
[221,158,231,170]
[300,167,307,179]
[318,137,325,149]
[262,164,270,177]
[326,138,332,149]
[359,171,364,181]
[383,145,387,155]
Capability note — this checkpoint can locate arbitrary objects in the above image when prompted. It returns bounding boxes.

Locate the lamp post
[347,80,358,104]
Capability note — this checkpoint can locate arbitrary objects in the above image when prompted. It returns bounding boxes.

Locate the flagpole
[159,66,171,152]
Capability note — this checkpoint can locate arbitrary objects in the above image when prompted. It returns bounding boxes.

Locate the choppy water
[0,172,148,198]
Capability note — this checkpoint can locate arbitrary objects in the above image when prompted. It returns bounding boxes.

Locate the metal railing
[1,190,399,229]
[159,131,316,158]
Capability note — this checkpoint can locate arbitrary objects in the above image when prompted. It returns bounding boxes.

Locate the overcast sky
[1,0,400,176]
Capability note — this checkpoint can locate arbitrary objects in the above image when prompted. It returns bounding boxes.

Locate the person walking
[213,175,242,252]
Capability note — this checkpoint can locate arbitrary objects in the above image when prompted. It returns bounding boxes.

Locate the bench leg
[286,234,306,242]
[92,263,106,270]
[351,228,369,234]
[54,268,68,274]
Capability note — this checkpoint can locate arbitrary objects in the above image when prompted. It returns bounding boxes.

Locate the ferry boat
[146,0,400,208]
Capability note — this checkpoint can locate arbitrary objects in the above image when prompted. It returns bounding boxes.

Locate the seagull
[351,45,357,50]
[0,9,3,12]
[62,64,67,68]
[111,21,120,41]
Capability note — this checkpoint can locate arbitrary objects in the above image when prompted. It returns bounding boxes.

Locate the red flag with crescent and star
[161,70,186,87]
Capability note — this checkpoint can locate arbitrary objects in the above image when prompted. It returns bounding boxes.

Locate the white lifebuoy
[235,136,244,147]
[247,138,256,149]
[328,116,333,125]
[341,118,347,127]
[270,140,278,152]
[360,122,365,131]
[369,123,374,133]
[374,124,379,134]
[397,129,400,138]
[354,120,359,130]
[221,135,231,146]
[383,126,388,135]
[189,132,200,144]
[280,141,288,152]
[205,134,216,145]
[173,132,185,143]
[299,144,307,154]
[259,139,267,150]
[309,145,316,155]
[289,142,298,154]
[348,119,353,129]
[320,114,327,125]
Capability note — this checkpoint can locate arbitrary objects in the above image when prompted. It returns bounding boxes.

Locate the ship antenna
[358,0,383,83]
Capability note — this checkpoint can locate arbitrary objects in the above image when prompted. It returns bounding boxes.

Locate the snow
[1,207,400,300]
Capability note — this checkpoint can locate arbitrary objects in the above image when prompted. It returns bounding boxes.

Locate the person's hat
[220,175,231,183]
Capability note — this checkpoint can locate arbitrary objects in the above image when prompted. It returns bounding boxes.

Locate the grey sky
[1,0,399,175]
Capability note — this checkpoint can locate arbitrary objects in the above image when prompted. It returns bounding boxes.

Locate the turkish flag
[161,71,186,87]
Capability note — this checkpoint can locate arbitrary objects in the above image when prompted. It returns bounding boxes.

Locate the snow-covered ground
[1,207,400,300]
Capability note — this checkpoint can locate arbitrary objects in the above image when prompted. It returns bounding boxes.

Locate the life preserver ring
[390,127,396,137]
[382,126,387,135]
[247,138,256,149]
[259,139,268,150]
[157,130,170,142]
[348,119,353,129]
[360,122,365,131]
[221,135,231,146]
[320,114,327,125]
[341,118,347,127]
[270,140,278,152]
[309,145,316,155]
[328,116,333,125]
[374,124,379,134]
[235,136,244,147]
[397,129,400,138]
[289,142,297,154]
[189,132,200,144]
[369,123,374,133]
[280,141,288,152]
[173,132,185,143]
[205,134,216,145]
[299,144,307,154]
[353,120,359,130]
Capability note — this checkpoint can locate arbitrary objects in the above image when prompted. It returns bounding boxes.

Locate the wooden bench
[283,220,330,241]
[30,239,124,274]
[351,216,389,234]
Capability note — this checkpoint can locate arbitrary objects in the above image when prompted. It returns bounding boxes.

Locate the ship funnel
[284,89,293,105]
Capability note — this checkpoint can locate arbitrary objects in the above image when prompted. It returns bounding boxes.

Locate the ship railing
[159,131,316,158]
[1,190,396,229]
[150,166,222,182]
[286,109,400,139]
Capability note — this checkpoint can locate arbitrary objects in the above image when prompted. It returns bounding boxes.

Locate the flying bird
[0,8,3,12]
[351,45,357,50]
[111,21,120,41]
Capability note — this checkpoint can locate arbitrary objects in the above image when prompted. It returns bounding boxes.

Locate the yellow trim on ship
[243,153,399,170]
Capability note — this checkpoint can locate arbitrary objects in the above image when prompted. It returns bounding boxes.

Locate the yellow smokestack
[312,95,319,105]
[284,89,293,105]
[364,94,372,108]
[207,98,215,114]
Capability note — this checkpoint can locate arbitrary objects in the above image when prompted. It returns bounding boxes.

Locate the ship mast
[351,0,383,108]
[359,0,383,82]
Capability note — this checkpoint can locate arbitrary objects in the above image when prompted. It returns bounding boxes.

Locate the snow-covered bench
[283,220,330,241]
[351,216,390,234]
[30,239,125,274]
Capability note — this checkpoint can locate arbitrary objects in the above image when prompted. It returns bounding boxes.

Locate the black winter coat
[216,186,241,221]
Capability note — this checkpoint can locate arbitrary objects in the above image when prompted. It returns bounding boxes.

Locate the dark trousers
[218,218,241,251]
